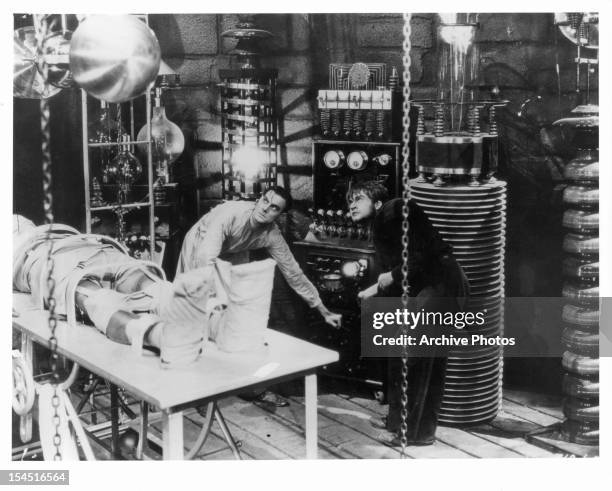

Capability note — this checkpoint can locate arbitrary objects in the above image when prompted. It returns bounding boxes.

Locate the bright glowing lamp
[231,145,268,196]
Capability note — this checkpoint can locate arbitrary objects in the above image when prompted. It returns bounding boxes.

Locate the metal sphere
[70,15,161,103]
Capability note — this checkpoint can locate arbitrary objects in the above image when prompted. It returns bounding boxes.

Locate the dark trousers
[383,286,456,442]
[385,354,447,442]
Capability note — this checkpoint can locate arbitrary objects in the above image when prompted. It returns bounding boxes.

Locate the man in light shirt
[178,186,342,406]
[178,186,341,328]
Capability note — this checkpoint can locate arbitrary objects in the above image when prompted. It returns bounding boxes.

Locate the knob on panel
[373,153,392,166]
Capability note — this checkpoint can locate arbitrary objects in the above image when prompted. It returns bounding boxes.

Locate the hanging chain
[399,13,412,459]
[34,14,63,461]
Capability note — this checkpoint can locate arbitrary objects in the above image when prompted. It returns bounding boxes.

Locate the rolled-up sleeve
[266,228,322,308]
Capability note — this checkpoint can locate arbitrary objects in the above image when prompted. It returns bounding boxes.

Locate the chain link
[34,13,63,461]
[399,13,412,459]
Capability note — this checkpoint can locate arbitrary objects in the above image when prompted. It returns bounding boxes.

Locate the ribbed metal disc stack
[410,179,507,425]
[560,149,599,445]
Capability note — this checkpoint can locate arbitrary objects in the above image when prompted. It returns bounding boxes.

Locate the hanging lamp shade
[156,59,180,87]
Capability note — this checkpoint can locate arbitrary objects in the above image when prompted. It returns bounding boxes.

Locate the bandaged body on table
[12,215,278,367]
[12,216,338,460]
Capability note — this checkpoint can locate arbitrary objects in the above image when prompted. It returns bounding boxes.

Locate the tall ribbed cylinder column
[410,179,507,425]
[560,147,599,445]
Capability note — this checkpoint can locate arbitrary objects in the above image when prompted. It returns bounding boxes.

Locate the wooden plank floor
[69,382,577,460]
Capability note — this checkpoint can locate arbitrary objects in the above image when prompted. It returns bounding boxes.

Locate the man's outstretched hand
[323,311,342,328]
[357,272,393,300]
[357,283,379,301]
[316,303,342,329]
[377,271,394,290]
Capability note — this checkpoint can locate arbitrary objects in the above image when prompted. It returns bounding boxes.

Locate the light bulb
[231,145,268,196]
[231,146,267,179]
[137,104,185,184]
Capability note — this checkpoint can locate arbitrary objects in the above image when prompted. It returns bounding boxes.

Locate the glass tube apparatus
[414,13,506,187]
[219,21,278,200]
[410,13,507,425]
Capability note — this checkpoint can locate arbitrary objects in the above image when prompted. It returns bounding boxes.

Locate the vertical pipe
[146,84,155,259]
[129,100,135,150]
[81,90,92,233]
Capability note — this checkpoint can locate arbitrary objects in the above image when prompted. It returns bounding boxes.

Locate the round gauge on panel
[347,151,369,171]
[373,154,392,166]
[322,150,345,170]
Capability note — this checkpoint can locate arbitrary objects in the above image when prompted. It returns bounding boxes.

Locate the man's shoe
[257,390,290,407]
[384,435,435,447]
[370,416,388,431]
[241,390,290,407]
[373,390,386,404]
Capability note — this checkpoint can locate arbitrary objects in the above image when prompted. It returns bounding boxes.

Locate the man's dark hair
[346,180,389,204]
[264,185,293,212]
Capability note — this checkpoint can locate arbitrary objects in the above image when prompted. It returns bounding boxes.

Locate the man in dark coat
[348,180,468,445]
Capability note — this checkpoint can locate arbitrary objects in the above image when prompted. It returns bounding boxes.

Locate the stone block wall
[147,13,591,217]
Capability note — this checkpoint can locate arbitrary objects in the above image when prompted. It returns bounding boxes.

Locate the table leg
[305,373,317,459]
[162,410,184,460]
[110,384,120,459]
[136,401,149,460]
[213,403,242,460]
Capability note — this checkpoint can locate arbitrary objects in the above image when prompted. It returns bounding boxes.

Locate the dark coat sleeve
[373,199,468,299]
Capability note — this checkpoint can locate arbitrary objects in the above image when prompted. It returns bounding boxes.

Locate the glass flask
[137,101,185,184]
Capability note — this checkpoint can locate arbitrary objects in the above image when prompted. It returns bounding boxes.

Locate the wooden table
[12,293,339,459]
